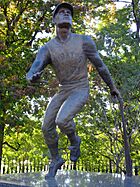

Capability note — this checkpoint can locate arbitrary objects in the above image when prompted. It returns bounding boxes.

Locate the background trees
[0,0,139,176]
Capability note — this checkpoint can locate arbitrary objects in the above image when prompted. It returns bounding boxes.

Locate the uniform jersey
[46,33,89,89]
[26,33,114,90]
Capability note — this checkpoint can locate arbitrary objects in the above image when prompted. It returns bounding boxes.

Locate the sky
[114,0,131,9]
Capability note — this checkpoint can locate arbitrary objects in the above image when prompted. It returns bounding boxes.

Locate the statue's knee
[55,117,64,129]
[42,123,51,138]
[42,116,51,132]
[42,125,58,144]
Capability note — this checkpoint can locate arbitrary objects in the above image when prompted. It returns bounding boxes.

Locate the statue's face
[53,7,72,27]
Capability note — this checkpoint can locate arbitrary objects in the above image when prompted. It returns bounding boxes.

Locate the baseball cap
[53,2,73,18]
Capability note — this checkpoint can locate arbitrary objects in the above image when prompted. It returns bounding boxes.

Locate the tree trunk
[0,123,5,174]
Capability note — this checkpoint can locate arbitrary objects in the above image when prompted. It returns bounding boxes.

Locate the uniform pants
[42,86,89,145]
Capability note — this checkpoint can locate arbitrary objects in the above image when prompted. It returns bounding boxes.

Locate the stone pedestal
[0,171,140,187]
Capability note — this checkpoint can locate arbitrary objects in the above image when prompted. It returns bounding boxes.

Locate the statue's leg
[67,132,81,162]
[55,87,89,162]
[45,142,65,178]
[42,92,68,177]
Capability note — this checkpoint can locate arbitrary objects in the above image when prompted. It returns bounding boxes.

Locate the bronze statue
[26,2,120,178]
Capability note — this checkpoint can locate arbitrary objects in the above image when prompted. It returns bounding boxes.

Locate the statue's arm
[26,44,51,82]
[83,35,116,91]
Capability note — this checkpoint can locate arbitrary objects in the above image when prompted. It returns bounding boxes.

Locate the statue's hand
[110,86,121,102]
[26,71,42,83]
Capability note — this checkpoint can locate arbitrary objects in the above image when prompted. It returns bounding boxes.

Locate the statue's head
[53,2,73,27]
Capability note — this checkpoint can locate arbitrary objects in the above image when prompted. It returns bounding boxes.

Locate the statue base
[0,170,140,187]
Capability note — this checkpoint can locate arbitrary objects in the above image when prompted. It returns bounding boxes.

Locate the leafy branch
[3,142,20,151]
